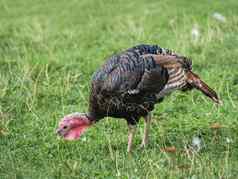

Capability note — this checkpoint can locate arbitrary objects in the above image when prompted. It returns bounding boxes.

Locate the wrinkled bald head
[56,113,92,140]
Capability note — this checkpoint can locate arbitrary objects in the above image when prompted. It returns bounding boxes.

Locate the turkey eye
[63,126,68,129]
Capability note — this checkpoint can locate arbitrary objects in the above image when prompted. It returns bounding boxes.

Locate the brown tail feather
[186,71,221,104]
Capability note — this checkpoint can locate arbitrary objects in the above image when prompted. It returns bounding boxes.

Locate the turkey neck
[84,112,96,123]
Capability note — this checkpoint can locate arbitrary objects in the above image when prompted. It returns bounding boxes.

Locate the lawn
[0,0,238,178]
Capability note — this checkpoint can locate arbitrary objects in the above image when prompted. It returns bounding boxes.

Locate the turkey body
[88,44,191,125]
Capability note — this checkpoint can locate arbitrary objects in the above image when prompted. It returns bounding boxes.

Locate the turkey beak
[187,71,222,105]
[56,128,63,136]
[56,129,61,135]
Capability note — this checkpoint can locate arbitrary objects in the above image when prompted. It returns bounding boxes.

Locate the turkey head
[56,113,92,140]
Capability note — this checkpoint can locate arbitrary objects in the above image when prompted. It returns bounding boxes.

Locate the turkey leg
[127,124,136,153]
[140,113,151,148]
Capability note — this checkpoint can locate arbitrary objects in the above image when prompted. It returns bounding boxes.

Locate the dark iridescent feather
[88,44,191,125]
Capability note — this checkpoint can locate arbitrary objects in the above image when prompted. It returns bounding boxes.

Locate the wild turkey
[56,44,221,152]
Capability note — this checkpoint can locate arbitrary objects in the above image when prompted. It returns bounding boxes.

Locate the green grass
[0,0,238,178]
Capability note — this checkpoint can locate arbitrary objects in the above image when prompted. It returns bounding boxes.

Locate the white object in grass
[213,12,226,23]
[191,135,203,152]
[191,25,200,42]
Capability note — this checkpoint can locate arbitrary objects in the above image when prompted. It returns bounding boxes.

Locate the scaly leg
[140,113,151,148]
[127,124,136,153]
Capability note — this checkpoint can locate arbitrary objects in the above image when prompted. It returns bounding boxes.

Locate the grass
[0,0,238,178]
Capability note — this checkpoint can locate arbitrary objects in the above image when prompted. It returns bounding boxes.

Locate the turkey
[56,44,221,152]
